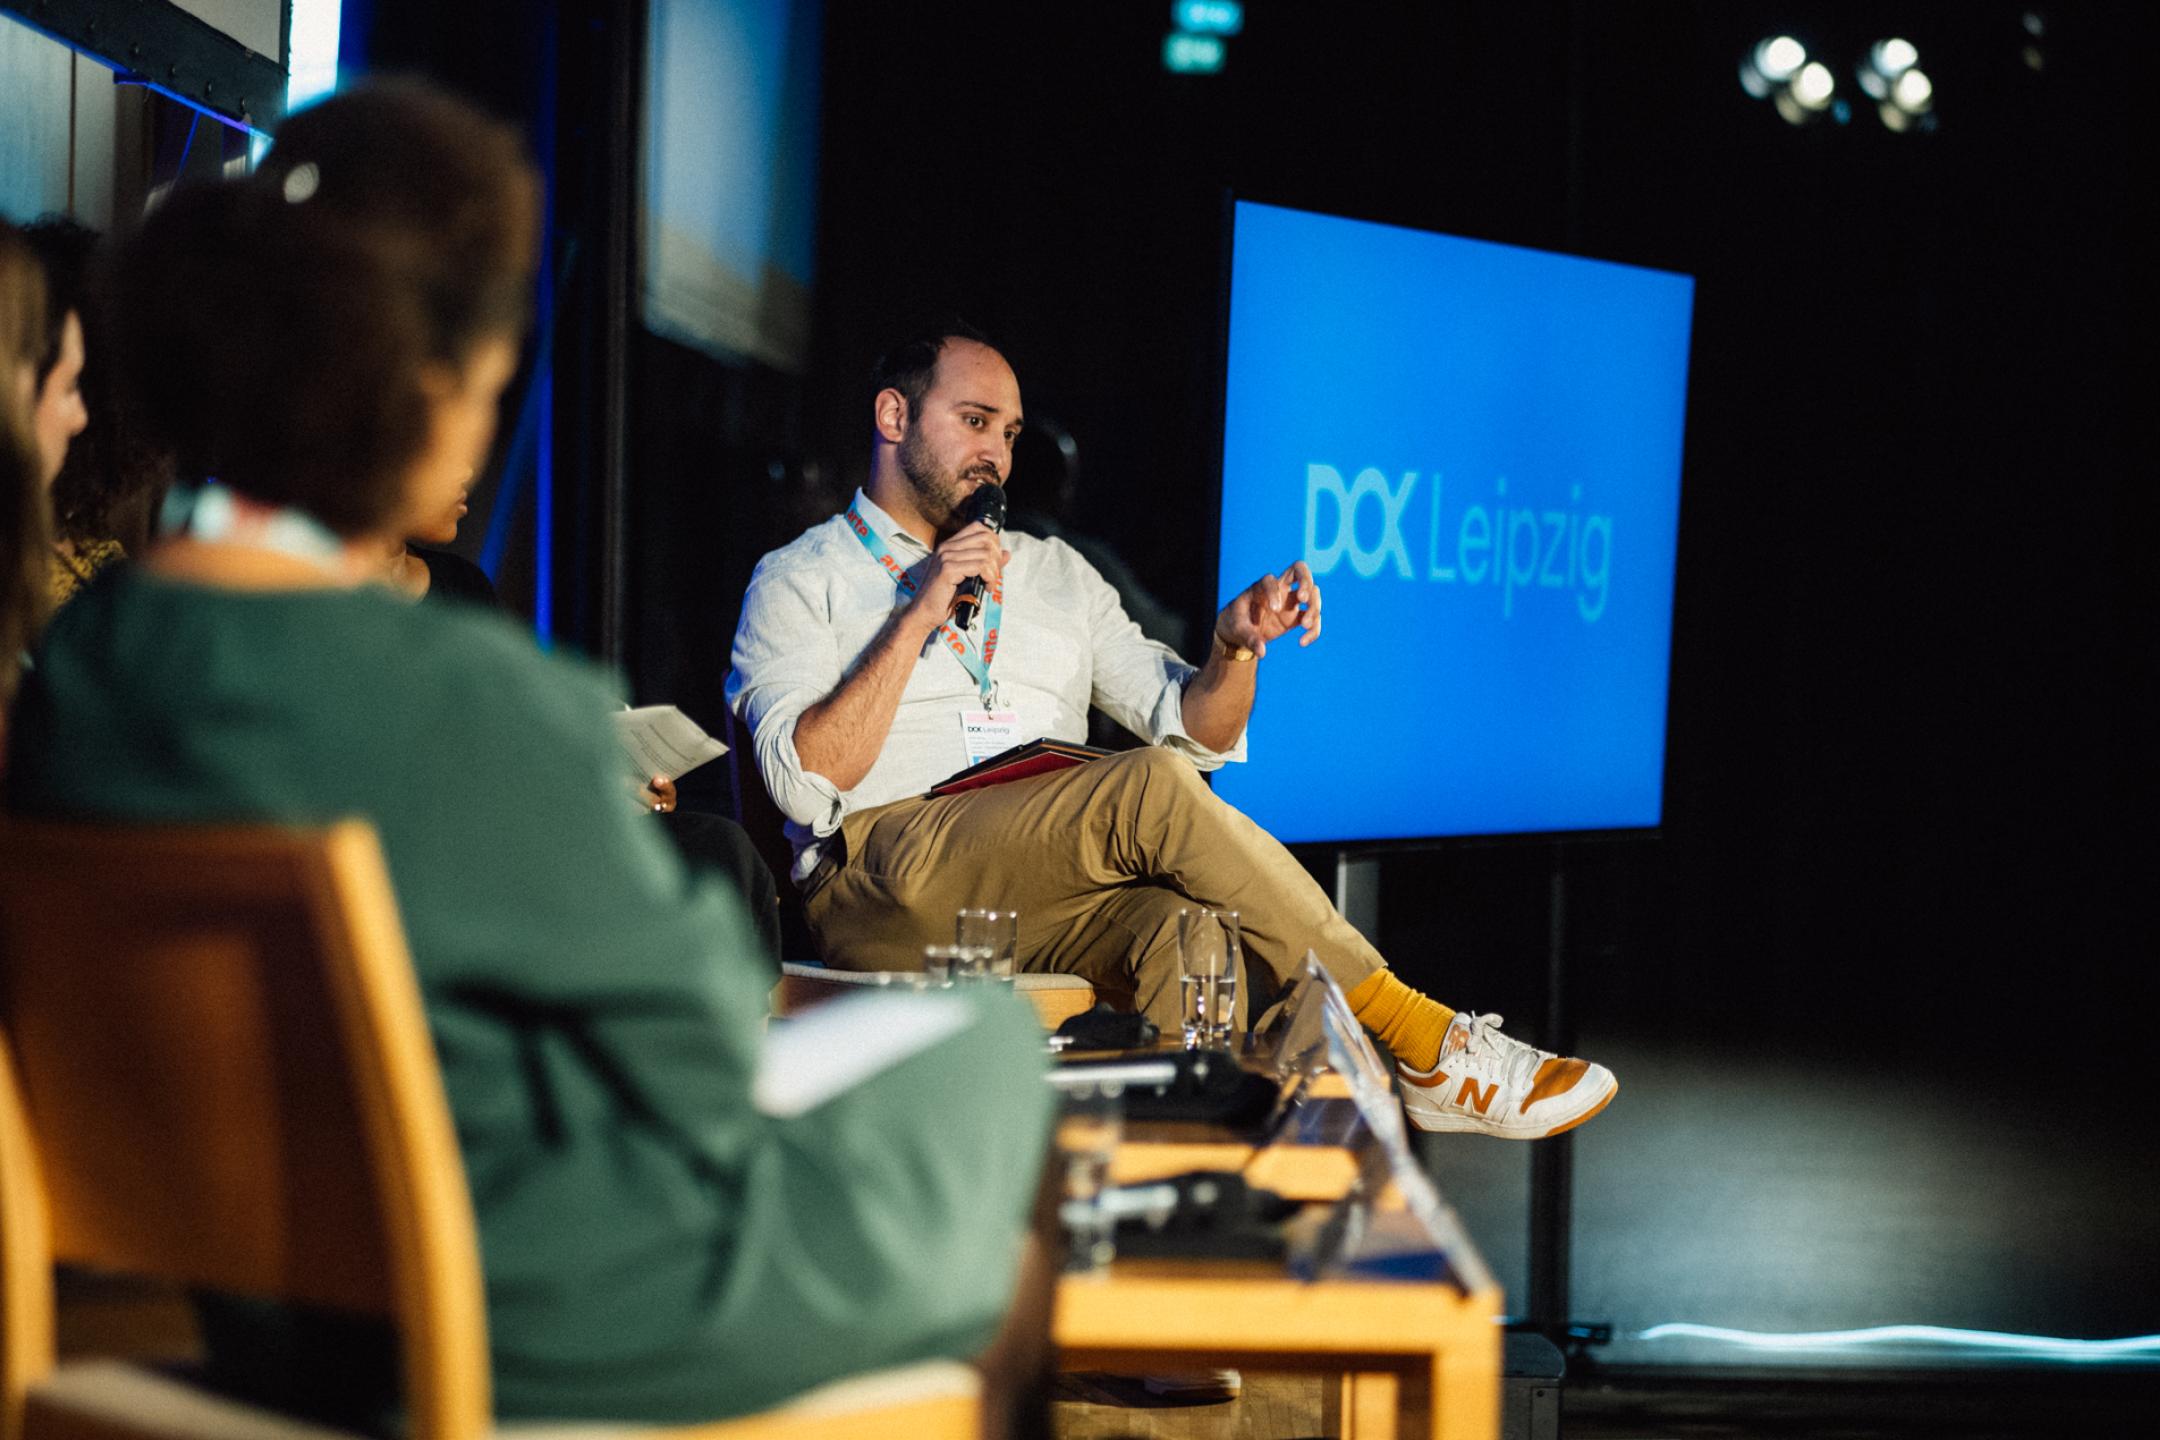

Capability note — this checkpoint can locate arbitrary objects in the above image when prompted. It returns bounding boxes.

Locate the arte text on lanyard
[846,500,1002,705]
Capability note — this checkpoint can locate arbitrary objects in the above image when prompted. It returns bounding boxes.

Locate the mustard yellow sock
[1346,971,1456,1073]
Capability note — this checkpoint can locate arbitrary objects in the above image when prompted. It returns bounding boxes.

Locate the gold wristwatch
[1214,633,1257,663]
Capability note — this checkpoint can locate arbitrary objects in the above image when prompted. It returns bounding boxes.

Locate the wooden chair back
[0,820,488,1440]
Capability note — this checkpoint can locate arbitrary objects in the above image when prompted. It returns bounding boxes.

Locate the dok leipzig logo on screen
[1301,463,1613,622]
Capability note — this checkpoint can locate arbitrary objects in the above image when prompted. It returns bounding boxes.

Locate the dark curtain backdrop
[338,0,2156,1383]
[774,0,2153,1048]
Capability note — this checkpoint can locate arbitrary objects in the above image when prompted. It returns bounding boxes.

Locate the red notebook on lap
[929,739,1114,796]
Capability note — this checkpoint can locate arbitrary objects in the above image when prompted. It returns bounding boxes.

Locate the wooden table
[1054,1209,1502,1440]
[1052,1047,1501,1439]
[1109,1095,1368,1201]
[1065,1042,1363,1201]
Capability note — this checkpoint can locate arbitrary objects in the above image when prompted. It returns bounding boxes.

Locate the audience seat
[0,820,983,1440]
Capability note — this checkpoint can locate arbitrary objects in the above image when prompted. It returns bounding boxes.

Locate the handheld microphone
[951,481,1007,631]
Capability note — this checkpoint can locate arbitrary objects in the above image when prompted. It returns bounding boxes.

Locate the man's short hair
[870,317,996,420]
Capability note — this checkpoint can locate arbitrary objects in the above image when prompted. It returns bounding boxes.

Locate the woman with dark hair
[18,223,86,507]
[5,81,1052,1434]
[380,461,786,963]
[0,218,52,716]
[23,216,174,604]
[379,465,497,605]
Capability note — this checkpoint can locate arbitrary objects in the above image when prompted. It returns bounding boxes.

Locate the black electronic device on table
[1105,1169,1298,1261]
[1048,1048,1281,1128]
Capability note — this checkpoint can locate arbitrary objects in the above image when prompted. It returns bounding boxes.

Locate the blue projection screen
[1212,200,1694,845]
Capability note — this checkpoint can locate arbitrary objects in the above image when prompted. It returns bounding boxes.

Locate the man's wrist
[903,592,950,636]
[1213,630,1256,663]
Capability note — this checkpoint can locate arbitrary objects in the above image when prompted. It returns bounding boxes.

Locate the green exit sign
[1173,1,1244,35]
[1163,31,1226,74]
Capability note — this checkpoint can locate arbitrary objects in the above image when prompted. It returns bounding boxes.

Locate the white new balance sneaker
[1396,1012,1617,1139]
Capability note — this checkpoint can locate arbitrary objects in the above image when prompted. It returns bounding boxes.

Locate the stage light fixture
[1853,39,1934,134]
[1874,38,1919,75]
[1744,33,1937,134]
[1858,37,1916,99]
[1743,35,1847,126]
[1774,59,1841,126]
[2020,9,2048,72]
[1757,35,1807,81]
[1792,60,1835,108]
[1876,68,1935,132]
[1858,39,1921,105]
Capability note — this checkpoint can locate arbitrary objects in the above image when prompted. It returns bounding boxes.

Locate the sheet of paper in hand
[929,738,1114,796]
[614,704,728,783]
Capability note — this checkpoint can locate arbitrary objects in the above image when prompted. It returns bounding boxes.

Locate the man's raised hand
[1216,560,1322,660]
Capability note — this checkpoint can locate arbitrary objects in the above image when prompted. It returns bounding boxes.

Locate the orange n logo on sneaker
[1455,1077,1499,1114]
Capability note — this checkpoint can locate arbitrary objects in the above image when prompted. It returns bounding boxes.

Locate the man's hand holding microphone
[910,482,1009,635]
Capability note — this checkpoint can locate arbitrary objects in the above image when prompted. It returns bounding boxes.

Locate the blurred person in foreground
[1,220,52,721]
[4,82,1054,1434]
[382,468,786,964]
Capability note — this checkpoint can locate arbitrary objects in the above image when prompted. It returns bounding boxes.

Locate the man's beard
[898,427,999,535]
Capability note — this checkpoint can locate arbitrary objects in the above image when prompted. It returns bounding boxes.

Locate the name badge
[960,709,1021,767]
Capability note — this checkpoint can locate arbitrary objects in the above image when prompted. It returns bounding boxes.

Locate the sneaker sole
[1403,1077,1619,1140]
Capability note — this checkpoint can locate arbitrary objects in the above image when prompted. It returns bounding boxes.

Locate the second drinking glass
[955,908,1019,980]
[1176,907,1240,1049]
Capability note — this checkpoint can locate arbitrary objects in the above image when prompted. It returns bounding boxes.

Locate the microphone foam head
[965,481,1008,531]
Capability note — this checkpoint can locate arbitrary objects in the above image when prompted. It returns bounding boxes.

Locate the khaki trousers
[803,747,1387,1032]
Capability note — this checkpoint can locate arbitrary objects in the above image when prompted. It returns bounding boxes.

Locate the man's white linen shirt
[727,489,1246,883]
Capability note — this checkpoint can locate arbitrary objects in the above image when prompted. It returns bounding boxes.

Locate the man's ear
[873,387,909,444]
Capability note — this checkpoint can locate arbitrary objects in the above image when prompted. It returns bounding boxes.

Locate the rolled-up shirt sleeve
[1075,548,1247,770]
[726,558,849,836]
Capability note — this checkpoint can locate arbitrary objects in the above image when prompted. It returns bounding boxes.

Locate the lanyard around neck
[164,484,348,571]
[846,497,1002,706]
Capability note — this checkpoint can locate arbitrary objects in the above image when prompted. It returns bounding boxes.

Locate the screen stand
[1529,846,1575,1337]
[1526,842,1612,1355]
[1333,848,1610,1354]
[1332,852,1381,942]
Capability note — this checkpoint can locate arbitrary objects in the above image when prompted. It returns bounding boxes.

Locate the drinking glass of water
[1056,1080,1124,1274]
[1177,908,1240,1050]
[923,943,990,985]
[955,908,1019,979]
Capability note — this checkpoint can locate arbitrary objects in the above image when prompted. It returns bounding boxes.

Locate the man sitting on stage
[727,322,1616,1139]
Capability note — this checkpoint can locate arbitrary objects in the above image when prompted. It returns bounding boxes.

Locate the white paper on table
[614,704,728,783]
[753,991,976,1119]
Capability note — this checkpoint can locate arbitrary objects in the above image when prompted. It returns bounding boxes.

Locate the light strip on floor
[1637,1322,2160,1362]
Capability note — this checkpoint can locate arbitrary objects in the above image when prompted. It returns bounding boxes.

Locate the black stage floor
[1415,1026,2160,1431]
